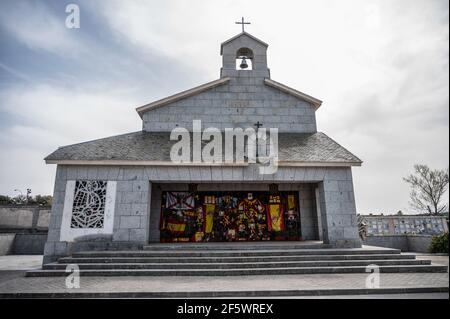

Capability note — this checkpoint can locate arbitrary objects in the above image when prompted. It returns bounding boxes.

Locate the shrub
[429,232,449,254]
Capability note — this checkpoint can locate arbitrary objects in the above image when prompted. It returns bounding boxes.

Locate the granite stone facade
[43,31,362,264]
[142,76,317,133]
[43,165,360,263]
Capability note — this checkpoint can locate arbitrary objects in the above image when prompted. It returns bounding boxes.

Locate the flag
[267,204,284,232]
[165,192,195,210]
[288,195,296,210]
[205,204,215,234]
[166,218,186,234]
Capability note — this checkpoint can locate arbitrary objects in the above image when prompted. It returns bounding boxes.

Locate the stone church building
[43,31,362,264]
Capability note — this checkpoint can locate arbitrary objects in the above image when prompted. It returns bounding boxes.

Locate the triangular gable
[136,77,230,118]
[220,32,268,54]
[264,78,322,109]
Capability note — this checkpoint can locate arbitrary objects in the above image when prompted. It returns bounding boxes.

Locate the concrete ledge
[44,240,146,264]
[0,234,15,255]
[144,242,330,250]
[26,264,448,276]
[70,248,401,258]
[73,234,113,242]
[0,286,447,299]
[363,235,433,253]
[0,205,50,230]
[12,233,47,255]
[71,241,144,253]
[329,239,362,249]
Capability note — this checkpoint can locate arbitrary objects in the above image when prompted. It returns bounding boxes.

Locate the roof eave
[135,77,231,118]
[264,78,323,109]
[45,159,362,167]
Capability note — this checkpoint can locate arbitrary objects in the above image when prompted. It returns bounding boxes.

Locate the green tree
[403,164,449,215]
[0,194,52,206]
[33,195,52,206]
[0,195,13,204]
[429,233,449,253]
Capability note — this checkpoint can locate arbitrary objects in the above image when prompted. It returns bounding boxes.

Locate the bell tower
[220,19,270,78]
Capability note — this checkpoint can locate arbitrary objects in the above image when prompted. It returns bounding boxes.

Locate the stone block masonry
[0,234,15,255]
[42,31,362,266]
[318,169,361,248]
[43,165,361,264]
[44,166,151,264]
[12,233,48,255]
[143,76,317,133]
[0,205,51,230]
[0,205,51,255]
[363,235,434,253]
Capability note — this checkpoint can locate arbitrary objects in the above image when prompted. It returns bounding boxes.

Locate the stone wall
[0,205,50,255]
[318,171,361,248]
[363,235,433,253]
[12,233,48,255]
[0,234,15,255]
[407,235,434,253]
[44,165,360,264]
[0,205,51,230]
[44,165,151,264]
[142,76,317,133]
[298,185,319,240]
[364,235,409,251]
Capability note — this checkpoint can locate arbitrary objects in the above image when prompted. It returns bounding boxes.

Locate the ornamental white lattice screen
[71,180,107,228]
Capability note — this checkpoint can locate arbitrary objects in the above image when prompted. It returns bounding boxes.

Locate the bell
[239,57,248,69]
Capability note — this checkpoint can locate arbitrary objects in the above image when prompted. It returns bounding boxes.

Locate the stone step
[72,248,401,258]
[143,243,332,251]
[58,253,416,264]
[43,259,430,270]
[26,264,448,277]
[1,287,448,298]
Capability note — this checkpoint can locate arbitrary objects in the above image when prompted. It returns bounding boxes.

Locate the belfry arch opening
[236,47,253,70]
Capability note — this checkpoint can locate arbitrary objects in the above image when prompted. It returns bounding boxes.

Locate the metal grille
[71,180,107,228]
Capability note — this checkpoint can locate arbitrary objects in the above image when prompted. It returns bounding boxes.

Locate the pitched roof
[264,79,322,109]
[135,76,322,118]
[135,77,230,118]
[45,131,362,166]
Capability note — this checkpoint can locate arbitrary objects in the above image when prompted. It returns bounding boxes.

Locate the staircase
[26,243,447,277]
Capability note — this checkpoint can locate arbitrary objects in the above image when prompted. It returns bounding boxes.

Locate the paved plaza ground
[0,254,448,298]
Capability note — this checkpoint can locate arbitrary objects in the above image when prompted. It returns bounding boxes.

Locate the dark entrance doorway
[159,191,301,242]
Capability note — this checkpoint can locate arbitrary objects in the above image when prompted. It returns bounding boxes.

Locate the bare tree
[403,164,449,215]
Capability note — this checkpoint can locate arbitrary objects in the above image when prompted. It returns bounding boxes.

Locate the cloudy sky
[0,0,448,213]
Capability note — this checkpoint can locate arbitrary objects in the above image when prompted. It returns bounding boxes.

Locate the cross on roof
[254,121,263,159]
[235,17,250,32]
[254,121,263,130]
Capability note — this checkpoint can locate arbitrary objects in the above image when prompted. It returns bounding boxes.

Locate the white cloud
[0,84,140,195]
[0,0,448,213]
[85,0,221,77]
[0,62,31,82]
[0,1,82,56]
[0,146,56,198]
[0,84,139,142]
